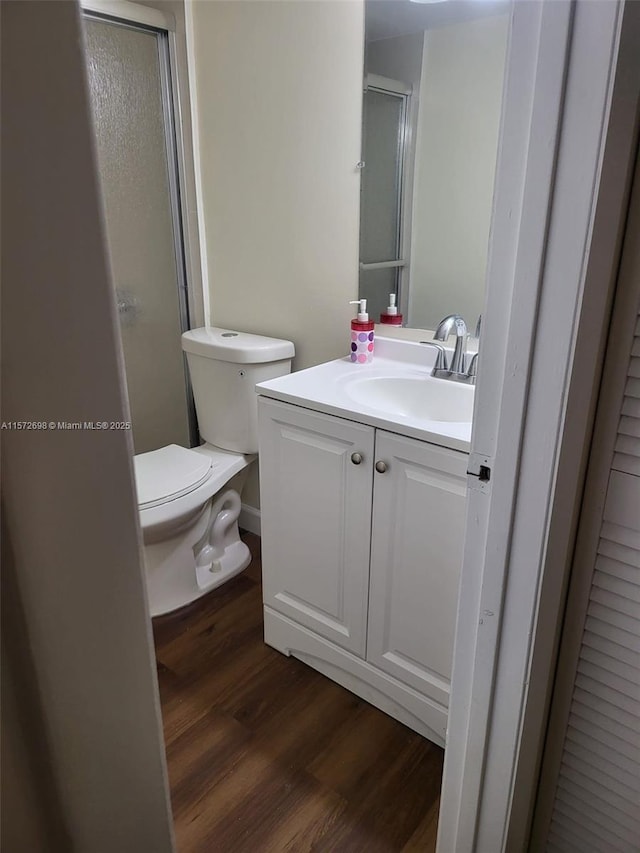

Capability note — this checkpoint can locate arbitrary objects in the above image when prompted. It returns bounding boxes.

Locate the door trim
[439,1,640,850]
[438,3,576,845]
[81,0,172,31]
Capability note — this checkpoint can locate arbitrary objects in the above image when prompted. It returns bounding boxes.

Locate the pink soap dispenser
[349,299,374,364]
[380,293,403,326]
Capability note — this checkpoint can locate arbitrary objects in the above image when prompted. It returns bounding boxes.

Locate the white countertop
[257,337,473,453]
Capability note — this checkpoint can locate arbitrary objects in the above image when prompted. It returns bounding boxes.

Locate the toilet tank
[181,327,294,454]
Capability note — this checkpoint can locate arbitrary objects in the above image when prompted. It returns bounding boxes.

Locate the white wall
[410,14,508,330]
[1,2,174,849]
[187,0,364,508]
[187,0,364,372]
[366,31,424,91]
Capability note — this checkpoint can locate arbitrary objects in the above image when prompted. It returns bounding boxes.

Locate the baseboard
[239,503,261,536]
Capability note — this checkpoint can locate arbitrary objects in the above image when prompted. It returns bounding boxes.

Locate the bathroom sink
[256,336,475,451]
[344,375,474,423]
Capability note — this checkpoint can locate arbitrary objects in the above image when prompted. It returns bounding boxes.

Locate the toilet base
[194,537,251,594]
[142,486,252,617]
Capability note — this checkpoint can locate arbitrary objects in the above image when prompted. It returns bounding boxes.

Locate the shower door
[84,14,194,454]
[359,77,410,324]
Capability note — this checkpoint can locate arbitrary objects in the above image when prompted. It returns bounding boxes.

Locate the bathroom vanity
[257,337,473,746]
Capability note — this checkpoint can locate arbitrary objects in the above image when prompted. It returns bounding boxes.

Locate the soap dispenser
[380,293,403,326]
[349,299,374,364]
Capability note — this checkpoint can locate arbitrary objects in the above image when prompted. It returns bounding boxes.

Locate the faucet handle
[419,341,448,371]
[466,352,479,381]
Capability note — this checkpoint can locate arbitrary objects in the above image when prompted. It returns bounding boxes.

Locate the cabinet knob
[351,452,363,465]
[375,461,388,474]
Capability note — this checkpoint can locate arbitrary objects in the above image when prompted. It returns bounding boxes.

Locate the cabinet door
[367,430,468,706]
[259,398,374,656]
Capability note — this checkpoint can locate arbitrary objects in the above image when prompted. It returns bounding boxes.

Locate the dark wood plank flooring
[153,533,443,852]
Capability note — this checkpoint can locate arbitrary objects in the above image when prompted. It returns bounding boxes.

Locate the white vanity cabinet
[366,430,467,707]
[258,396,468,746]
[258,398,374,656]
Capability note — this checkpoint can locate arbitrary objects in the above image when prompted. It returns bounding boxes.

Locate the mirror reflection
[360,0,510,329]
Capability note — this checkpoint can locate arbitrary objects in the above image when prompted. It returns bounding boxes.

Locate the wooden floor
[153,533,443,853]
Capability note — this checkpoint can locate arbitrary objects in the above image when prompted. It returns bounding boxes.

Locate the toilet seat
[135,442,255,539]
[135,445,213,509]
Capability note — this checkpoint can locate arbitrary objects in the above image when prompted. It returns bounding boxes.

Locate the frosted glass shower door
[84,17,191,454]
[359,86,408,324]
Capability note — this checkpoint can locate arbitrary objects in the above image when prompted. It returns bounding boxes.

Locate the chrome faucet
[434,314,467,372]
[423,314,477,384]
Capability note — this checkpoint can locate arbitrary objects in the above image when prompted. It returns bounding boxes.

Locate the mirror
[360,0,510,330]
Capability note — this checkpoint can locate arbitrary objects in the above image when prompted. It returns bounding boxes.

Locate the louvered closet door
[547,311,640,853]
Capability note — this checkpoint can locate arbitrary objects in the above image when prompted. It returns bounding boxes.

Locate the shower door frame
[82,0,202,448]
[359,74,413,321]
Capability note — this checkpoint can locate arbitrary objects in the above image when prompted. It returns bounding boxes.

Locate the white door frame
[438,1,640,851]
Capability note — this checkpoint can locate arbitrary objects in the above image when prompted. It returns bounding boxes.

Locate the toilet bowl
[134,327,294,617]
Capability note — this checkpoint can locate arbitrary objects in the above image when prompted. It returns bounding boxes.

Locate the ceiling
[365,0,510,43]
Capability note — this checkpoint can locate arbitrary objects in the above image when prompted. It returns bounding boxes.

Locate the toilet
[134,326,294,617]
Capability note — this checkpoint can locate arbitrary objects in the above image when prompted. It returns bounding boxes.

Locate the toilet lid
[134,445,213,509]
